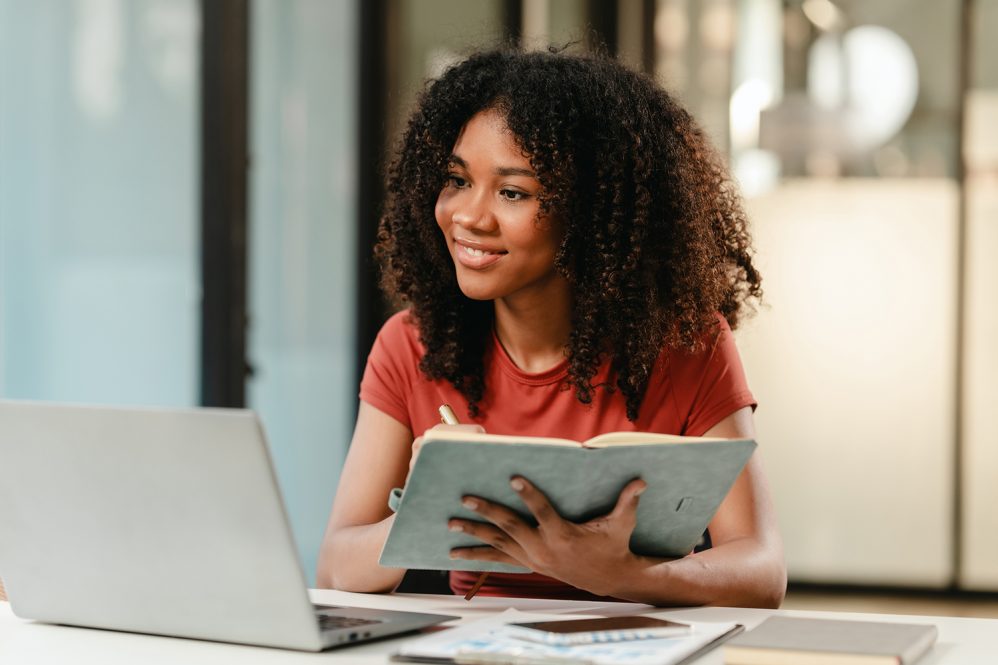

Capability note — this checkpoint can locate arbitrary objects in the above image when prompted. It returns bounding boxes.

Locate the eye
[447,174,469,189]
[499,189,528,202]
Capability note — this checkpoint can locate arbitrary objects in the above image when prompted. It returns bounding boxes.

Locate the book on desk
[722,616,938,665]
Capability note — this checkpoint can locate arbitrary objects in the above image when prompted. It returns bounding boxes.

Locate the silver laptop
[0,400,456,651]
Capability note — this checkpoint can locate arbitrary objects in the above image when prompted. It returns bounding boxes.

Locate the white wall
[960,122,998,589]
[738,179,958,586]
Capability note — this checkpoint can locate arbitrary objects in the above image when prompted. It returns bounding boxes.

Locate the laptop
[0,400,457,651]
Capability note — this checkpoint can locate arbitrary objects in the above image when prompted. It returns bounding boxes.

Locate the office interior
[1,0,996,617]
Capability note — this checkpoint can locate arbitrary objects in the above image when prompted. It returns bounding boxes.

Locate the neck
[493,279,572,373]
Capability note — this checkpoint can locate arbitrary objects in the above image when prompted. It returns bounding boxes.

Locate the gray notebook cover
[379,437,756,573]
[724,616,938,664]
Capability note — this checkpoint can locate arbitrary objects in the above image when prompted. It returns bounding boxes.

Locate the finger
[448,519,528,561]
[460,496,535,544]
[606,478,647,527]
[449,545,525,567]
[408,437,424,474]
[509,476,562,529]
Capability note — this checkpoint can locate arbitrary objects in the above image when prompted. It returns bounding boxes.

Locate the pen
[438,403,490,601]
[439,404,460,426]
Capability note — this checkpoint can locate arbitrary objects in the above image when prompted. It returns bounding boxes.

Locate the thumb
[607,478,646,529]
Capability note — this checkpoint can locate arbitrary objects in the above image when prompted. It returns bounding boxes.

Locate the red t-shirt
[359,309,756,599]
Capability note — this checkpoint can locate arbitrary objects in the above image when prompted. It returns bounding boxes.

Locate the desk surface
[2,590,995,664]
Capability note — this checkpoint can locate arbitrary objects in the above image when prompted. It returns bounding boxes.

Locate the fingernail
[510,478,525,491]
[449,551,458,559]
[635,486,646,496]
[462,498,478,510]
[448,523,463,532]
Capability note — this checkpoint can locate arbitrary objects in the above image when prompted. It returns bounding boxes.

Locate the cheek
[434,196,450,234]
[508,216,558,258]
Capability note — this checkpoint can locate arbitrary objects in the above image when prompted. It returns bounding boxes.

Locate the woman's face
[435,109,563,304]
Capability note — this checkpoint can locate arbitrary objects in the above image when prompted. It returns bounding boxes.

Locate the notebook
[381,429,755,572]
[0,400,457,651]
[723,616,938,665]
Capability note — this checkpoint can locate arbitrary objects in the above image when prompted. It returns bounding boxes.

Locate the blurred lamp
[759,25,918,159]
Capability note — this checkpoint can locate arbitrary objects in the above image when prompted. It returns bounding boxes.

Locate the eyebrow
[448,154,536,178]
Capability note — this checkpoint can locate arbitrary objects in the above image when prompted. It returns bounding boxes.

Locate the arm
[449,406,787,607]
[611,407,786,607]
[315,401,413,592]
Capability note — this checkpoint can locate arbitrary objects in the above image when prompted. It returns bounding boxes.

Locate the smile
[454,240,507,269]
[462,245,499,257]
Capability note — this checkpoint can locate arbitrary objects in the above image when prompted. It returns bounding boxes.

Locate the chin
[453,272,504,301]
[456,282,499,301]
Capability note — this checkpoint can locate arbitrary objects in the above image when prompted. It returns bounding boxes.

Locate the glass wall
[654,0,737,153]
[386,0,508,147]
[248,0,357,584]
[0,0,200,406]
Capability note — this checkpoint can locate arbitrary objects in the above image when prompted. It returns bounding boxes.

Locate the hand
[448,476,649,597]
[407,423,485,483]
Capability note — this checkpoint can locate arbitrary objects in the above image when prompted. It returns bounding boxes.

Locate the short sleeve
[672,315,757,437]
[358,311,421,431]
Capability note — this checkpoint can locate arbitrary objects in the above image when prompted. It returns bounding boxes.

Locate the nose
[451,189,497,232]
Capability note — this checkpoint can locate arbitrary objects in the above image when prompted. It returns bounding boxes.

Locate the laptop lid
[0,400,449,651]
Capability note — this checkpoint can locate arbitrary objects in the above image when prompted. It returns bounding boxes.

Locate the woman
[317,48,786,607]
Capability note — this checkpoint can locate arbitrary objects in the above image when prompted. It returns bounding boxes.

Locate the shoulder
[664,313,745,391]
[374,309,424,352]
[360,310,428,427]
[671,313,736,364]
[378,308,416,336]
[666,313,755,435]
[646,313,737,392]
[366,309,427,376]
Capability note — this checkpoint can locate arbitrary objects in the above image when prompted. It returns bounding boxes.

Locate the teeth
[462,245,495,257]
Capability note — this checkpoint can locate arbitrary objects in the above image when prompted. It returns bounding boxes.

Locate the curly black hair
[375,48,761,421]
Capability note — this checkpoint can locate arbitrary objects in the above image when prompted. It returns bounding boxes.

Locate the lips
[454,238,507,269]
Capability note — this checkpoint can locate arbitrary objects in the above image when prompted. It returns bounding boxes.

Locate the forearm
[609,537,787,608]
[316,515,407,593]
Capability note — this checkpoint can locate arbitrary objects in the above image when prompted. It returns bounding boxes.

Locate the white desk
[2,590,995,663]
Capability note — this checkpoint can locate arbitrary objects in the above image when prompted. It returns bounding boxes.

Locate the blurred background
[1,0,996,614]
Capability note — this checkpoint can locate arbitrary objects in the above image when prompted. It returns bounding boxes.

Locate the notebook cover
[380,437,755,573]
[723,616,938,665]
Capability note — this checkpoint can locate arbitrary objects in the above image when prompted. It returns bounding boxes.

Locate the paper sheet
[393,608,740,665]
